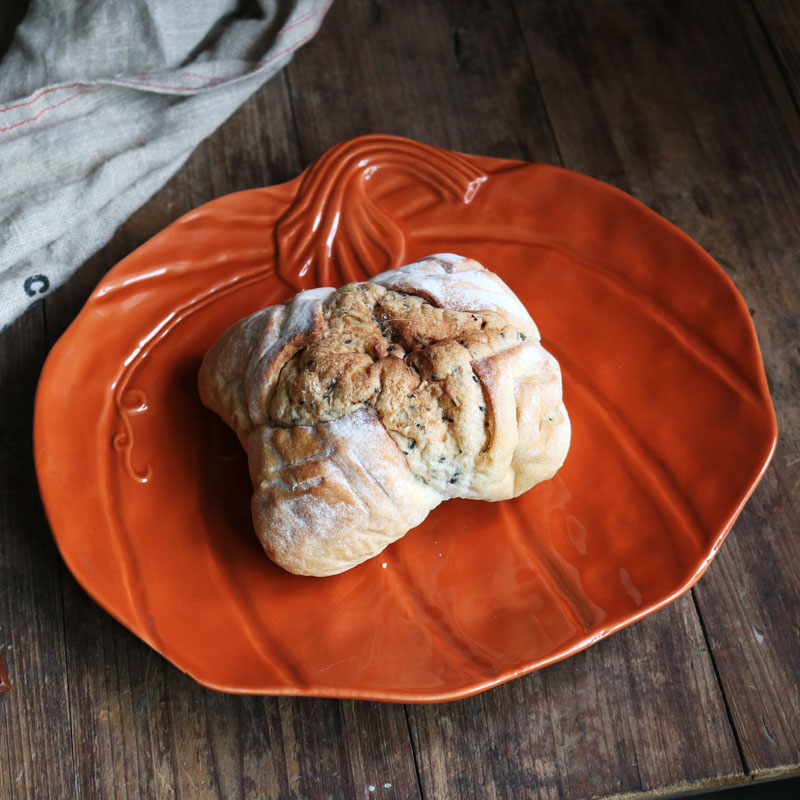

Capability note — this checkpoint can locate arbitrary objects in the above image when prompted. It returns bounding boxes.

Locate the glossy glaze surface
[33,135,777,701]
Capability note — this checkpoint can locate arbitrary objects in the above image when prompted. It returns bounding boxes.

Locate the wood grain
[407,596,743,799]
[0,309,76,799]
[753,0,800,107]
[284,0,559,163]
[514,0,800,781]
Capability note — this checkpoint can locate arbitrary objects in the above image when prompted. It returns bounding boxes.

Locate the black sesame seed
[432,375,438,381]
[472,375,479,383]
[409,441,416,449]
[481,321,487,329]
[439,456,446,462]
[471,314,478,321]
[445,416,454,423]
[479,405,485,412]
[500,332,505,338]
[345,339,352,344]
[388,345,396,352]
[299,400,305,405]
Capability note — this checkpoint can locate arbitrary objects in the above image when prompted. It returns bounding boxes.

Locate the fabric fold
[0,0,332,330]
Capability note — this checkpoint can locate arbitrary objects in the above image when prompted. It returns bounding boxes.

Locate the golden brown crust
[246,410,440,576]
[199,254,570,575]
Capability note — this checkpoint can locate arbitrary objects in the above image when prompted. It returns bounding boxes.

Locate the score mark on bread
[199,254,570,576]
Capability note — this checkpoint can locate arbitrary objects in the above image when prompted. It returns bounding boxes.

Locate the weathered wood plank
[0,307,77,799]
[202,694,421,799]
[284,0,558,162]
[753,0,800,107]
[514,0,800,779]
[58,572,174,800]
[407,596,742,799]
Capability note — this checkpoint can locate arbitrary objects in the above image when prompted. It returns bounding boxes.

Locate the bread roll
[199,254,570,576]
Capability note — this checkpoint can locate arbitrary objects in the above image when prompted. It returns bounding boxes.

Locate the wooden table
[2,1,799,797]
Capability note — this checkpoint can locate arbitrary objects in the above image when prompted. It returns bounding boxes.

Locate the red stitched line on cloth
[257,28,315,67]
[0,4,328,128]
[0,88,96,133]
[114,76,226,91]
[257,1,332,67]
[179,71,218,80]
[0,82,89,115]
[133,72,215,81]
[280,9,315,34]
[114,9,321,90]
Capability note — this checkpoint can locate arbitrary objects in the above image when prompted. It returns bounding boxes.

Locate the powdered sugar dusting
[331,410,441,506]
[327,408,382,456]
[281,287,335,339]
[253,408,442,574]
[370,254,538,335]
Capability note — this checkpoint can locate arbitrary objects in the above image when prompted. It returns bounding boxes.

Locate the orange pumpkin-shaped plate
[34,135,777,701]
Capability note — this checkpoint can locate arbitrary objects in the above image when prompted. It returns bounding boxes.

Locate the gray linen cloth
[0,0,332,330]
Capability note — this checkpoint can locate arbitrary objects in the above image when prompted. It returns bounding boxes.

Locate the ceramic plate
[34,135,777,702]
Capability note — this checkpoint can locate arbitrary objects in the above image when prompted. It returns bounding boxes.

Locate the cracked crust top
[199,254,570,575]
